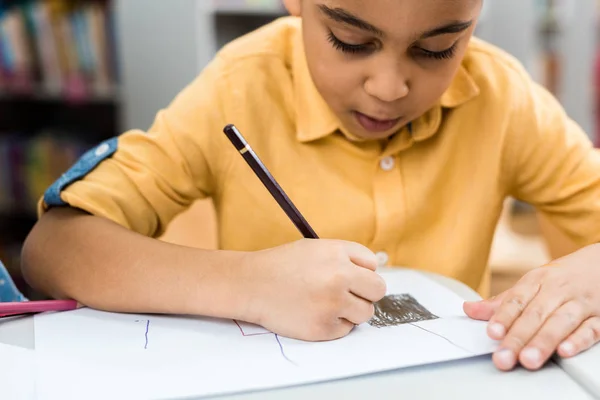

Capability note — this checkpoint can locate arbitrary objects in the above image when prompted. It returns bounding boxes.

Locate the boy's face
[285,0,483,140]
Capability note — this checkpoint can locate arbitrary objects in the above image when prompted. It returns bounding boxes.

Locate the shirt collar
[440,64,481,109]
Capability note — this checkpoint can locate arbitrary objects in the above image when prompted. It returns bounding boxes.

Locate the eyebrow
[420,20,473,39]
[318,5,384,37]
[318,4,473,40]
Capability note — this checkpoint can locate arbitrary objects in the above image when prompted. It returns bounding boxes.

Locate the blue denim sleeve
[0,260,26,302]
[44,137,118,207]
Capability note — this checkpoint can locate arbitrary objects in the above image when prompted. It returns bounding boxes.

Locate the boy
[21,0,600,373]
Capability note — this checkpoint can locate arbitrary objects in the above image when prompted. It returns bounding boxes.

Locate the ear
[283,0,301,16]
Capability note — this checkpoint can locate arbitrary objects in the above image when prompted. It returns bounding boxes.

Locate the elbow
[20,215,68,300]
[21,221,50,297]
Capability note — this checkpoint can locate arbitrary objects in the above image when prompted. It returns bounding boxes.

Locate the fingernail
[559,342,576,357]
[521,347,542,368]
[488,323,506,339]
[494,349,516,370]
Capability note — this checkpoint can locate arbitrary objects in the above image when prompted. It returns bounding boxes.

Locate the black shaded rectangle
[369,294,439,328]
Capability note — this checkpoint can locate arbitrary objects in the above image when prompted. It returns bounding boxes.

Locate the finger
[488,281,541,341]
[342,241,378,271]
[463,292,508,321]
[518,301,588,370]
[558,317,600,358]
[513,300,584,370]
[494,291,566,369]
[348,267,387,303]
[342,295,376,326]
[314,318,356,342]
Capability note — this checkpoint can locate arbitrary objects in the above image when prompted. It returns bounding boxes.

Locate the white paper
[33,270,499,400]
[0,343,37,399]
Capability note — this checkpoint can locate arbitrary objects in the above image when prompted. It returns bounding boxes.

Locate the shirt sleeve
[503,68,600,247]
[38,57,231,238]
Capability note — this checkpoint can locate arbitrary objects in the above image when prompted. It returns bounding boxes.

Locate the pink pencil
[0,300,78,317]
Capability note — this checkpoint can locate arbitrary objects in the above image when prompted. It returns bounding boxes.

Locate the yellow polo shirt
[39,17,600,297]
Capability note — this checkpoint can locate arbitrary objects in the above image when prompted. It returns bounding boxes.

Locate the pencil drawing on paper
[135,319,151,349]
[234,320,296,365]
[234,320,272,337]
[369,294,439,328]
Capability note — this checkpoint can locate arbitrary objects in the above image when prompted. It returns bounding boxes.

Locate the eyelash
[327,31,458,60]
[417,44,457,60]
[327,31,372,54]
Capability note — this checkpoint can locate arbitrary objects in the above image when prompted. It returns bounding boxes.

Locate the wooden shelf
[0,88,120,105]
[0,98,120,141]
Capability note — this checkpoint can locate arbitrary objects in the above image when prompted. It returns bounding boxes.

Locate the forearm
[21,208,251,320]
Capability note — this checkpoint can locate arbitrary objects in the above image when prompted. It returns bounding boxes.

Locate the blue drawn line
[144,320,150,350]
[234,320,296,365]
[136,319,151,350]
[275,334,296,366]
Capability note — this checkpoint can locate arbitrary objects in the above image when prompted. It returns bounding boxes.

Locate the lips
[354,111,402,133]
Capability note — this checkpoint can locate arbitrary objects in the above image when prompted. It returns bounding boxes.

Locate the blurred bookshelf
[0,0,120,295]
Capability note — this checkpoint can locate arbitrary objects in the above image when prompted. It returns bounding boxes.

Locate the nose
[364,61,409,103]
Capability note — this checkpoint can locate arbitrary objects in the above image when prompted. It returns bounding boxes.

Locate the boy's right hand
[239,239,387,341]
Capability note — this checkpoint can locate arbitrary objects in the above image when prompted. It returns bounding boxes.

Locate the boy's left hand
[463,244,600,371]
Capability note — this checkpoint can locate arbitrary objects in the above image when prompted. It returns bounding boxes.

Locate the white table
[0,270,598,400]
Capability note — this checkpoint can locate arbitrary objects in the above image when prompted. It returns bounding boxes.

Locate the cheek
[409,37,471,106]
[417,72,451,100]
[412,61,462,104]
[317,63,361,97]
[306,47,363,109]
[301,15,366,110]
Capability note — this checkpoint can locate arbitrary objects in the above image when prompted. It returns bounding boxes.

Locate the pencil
[223,124,319,239]
[0,299,78,317]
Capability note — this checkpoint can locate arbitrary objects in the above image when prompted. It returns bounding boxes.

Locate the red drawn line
[233,319,272,337]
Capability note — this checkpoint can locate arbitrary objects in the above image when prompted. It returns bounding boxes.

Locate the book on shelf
[0,0,118,101]
[0,131,89,214]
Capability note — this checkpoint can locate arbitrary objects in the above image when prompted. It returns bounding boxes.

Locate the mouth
[353,111,403,134]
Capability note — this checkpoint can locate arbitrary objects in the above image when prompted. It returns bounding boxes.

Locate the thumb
[463,291,506,321]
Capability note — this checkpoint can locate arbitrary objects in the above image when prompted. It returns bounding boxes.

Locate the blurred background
[0,0,598,298]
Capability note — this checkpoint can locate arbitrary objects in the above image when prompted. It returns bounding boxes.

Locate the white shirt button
[380,156,395,171]
[95,143,110,157]
[376,251,389,267]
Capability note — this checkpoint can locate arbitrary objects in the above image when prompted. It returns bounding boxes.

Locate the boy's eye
[327,30,459,62]
[414,43,458,61]
[327,31,373,55]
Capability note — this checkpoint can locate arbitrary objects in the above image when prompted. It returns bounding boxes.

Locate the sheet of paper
[33,270,499,399]
[0,343,37,399]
